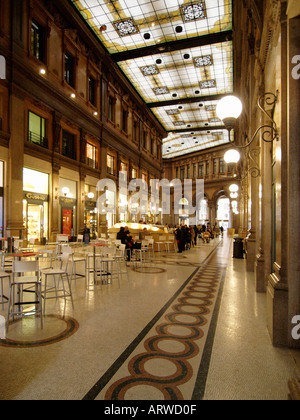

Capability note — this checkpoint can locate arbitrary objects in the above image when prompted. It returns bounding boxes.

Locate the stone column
[287,14,300,348]
[6,92,25,238]
[255,119,273,292]
[78,170,86,235]
[267,3,289,347]
[6,0,25,238]
[246,56,260,273]
[98,141,107,234]
[51,161,60,241]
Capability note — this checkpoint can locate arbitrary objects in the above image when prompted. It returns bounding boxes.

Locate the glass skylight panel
[153,99,225,131]
[71,0,232,53]
[117,40,232,105]
[70,0,233,158]
[163,129,229,158]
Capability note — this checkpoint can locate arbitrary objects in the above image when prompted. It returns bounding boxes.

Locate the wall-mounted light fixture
[217,91,279,177]
[62,187,70,197]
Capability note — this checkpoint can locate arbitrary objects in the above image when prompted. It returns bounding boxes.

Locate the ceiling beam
[167,125,226,134]
[111,30,232,62]
[148,93,228,109]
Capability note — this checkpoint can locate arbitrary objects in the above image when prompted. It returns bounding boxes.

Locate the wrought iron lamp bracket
[228,91,279,149]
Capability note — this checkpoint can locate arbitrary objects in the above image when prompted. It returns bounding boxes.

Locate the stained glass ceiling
[71,0,233,158]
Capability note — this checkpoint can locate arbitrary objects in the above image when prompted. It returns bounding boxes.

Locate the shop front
[23,168,49,243]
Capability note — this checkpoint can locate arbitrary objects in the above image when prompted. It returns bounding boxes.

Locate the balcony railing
[28,130,48,149]
[86,157,96,169]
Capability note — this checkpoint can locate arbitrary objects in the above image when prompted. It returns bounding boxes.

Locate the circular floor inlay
[0,315,79,348]
[143,358,178,378]
[124,385,165,401]
[132,266,166,274]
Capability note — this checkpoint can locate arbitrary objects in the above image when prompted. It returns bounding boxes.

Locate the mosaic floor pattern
[84,244,228,400]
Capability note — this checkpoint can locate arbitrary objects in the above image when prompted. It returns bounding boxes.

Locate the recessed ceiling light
[144,33,151,40]
[175,26,184,33]
[70,93,76,98]
[40,68,46,75]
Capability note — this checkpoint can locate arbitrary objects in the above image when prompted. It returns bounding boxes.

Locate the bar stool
[60,245,87,287]
[130,243,143,268]
[7,260,43,331]
[0,315,5,339]
[0,270,11,310]
[40,252,73,315]
[115,244,129,282]
[97,248,120,288]
[85,245,106,285]
[147,238,155,260]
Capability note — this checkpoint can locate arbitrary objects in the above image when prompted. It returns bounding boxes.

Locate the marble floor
[0,237,298,400]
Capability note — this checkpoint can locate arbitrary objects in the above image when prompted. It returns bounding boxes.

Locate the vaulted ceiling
[70,0,233,158]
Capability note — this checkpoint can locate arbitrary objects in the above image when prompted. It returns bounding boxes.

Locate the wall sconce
[217,92,279,147]
[229,184,239,193]
[217,91,279,177]
[224,149,241,164]
[62,187,70,197]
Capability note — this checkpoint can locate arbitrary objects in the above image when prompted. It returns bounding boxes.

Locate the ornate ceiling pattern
[71,0,233,158]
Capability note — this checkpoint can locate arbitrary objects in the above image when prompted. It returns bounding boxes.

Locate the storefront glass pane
[23,168,49,194]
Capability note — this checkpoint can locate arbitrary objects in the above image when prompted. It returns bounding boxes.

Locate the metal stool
[7,260,43,331]
[0,270,11,310]
[40,253,73,315]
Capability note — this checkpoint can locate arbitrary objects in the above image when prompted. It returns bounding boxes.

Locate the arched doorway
[216,196,230,231]
[198,198,208,226]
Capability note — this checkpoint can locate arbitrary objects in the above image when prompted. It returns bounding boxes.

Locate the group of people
[116,226,140,261]
[175,223,224,252]
[117,223,225,259]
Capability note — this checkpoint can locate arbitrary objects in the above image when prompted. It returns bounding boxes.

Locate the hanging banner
[62,209,72,235]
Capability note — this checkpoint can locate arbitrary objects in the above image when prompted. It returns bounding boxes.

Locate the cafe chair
[7,260,43,331]
[40,252,73,315]
[156,235,167,252]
